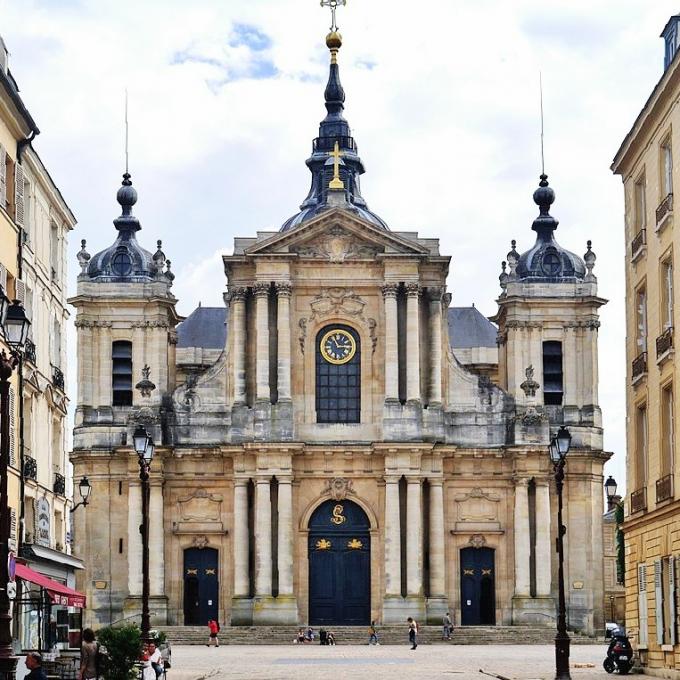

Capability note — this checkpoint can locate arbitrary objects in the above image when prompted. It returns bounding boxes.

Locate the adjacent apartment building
[0,35,81,653]
[612,14,680,675]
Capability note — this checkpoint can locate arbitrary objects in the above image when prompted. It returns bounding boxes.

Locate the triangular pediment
[244,208,429,260]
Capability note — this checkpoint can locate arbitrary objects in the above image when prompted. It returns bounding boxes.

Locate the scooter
[603,628,633,675]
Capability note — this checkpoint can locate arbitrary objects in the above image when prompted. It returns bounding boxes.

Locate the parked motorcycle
[603,628,633,675]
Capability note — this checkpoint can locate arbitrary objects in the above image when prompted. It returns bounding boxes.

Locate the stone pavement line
[170,643,608,680]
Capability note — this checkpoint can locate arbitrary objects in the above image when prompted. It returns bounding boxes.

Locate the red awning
[16,564,86,608]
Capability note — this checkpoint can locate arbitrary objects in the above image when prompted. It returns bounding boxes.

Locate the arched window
[316,324,360,423]
[112,341,133,406]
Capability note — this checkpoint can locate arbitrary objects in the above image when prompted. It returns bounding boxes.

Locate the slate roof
[177,306,228,349]
[447,306,498,349]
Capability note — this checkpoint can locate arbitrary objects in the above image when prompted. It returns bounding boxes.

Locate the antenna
[125,88,129,175]
[539,71,545,176]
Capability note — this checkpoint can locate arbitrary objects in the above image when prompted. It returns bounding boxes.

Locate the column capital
[275,281,293,297]
[233,477,250,488]
[406,476,423,486]
[513,476,530,488]
[426,286,444,303]
[534,478,551,488]
[277,475,294,485]
[427,477,444,487]
[405,282,421,297]
[384,475,401,485]
[255,476,271,485]
[381,283,399,298]
[225,286,248,304]
[253,282,270,297]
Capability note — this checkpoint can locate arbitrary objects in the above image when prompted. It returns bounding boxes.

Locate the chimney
[662,15,680,71]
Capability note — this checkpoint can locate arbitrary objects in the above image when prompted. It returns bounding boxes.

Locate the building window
[635,404,648,487]
[112,341,133,406]
[315,325,360,423]
[636,286,648,351]
[635,174,647,231]
[662,384,675,477]
[662,138,674,198]
[661,259,674,330]
[542,341,563,405]
[23,179,31,244]
[50,222,59,282]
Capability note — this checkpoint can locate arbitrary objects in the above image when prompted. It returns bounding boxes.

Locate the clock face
[320,328,356,365]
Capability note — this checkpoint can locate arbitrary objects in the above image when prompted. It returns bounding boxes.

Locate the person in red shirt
[207,619,220,647]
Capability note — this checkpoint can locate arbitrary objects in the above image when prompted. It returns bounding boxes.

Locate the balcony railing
[23,455,37,481]
[53,473,66,496]
[656,192,674,228]
[24,339,36,365]
[312,135,357,153]
[656,326,674,359]
[52,366,64,391]
[632,352,647,381]
[631,228,646,260]
[656,474,674,503]
[631,486,647,513]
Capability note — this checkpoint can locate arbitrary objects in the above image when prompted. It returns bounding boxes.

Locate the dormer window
[663,16,680,71]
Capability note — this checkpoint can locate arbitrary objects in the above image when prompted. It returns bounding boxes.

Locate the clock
[320,328,356,365]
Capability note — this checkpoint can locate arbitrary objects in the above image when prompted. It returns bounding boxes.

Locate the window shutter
[655,560,665,645]
[9,508,17,552]
[15,279,25,305]
[14,162,24,227]
[0,263,6,291]
[670,556,677,646]
[639,563,649,647]
[8,385,15,468]
[0,144,5,206]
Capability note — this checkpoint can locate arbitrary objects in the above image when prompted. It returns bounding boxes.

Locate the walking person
[25,653,47,680]
[368,621,379,645]
[79,628,100,680]
[407,617,418,650]
[442,612,453,640]
[207,619,220,647]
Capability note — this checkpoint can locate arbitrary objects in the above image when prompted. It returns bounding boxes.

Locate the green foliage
[148,629,167,645]
[97,624,143,680]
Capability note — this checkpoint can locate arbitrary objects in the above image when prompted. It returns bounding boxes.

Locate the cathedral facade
[70,27,609,634]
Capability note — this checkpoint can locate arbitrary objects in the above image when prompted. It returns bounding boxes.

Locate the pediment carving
[310,287,366,319]
[291,225,382,262]
[177,489,223,522]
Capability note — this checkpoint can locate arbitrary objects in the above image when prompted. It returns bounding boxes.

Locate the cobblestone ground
[169,643,610,680]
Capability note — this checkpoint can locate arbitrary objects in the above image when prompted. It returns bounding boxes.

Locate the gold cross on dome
[320,0,346,32]
[328,141,345,190]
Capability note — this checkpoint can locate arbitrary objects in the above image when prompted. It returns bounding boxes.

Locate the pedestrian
[207,619,220,647]
[442,612,452,640]
[79,628,100,680]
[368,621,379,645]
[407,616,418,650]
[25,652,47,680]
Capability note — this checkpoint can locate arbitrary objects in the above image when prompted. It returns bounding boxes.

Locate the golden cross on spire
[329,141,344,190]
[320,0,346,32]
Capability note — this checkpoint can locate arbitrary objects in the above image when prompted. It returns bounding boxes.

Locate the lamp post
[0,289,30,680]
[549,425,572,680]
[71,476,93,512]
[604,475,625,591]
[133,425,154,640]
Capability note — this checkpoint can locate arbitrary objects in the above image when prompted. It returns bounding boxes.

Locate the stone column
[406,477,423,596]
[254,477,272,596]
[535,480,552,597]
[384,476,402,596]
[428,288,443,405]
[127,480,142,596]
[98,323,112,407]
[230,288,247,404]
[77,322,93,406]
[513,478,531,596]
[149,481,165,596]
[382,284,399,401]
[254,283,270,402]
[277,477,294,596]
[406,283,421,402]
[428,479,446,597]
[275,283,292,401]
[233,479,250,597]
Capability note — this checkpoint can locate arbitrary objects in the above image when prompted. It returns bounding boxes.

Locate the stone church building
[70,27,609,633]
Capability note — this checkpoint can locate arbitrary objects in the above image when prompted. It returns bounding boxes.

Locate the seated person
[295,628,305,644]
[319,629,327,645]
[327,631,336,646]
[304,627,315,643]
[147,642,164,678]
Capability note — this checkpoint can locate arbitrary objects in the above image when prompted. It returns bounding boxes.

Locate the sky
[1,0,675,495]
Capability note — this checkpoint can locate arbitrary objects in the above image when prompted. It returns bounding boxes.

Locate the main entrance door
[460,547,496,625]
[183,547,219,625]
[308,499,370,625]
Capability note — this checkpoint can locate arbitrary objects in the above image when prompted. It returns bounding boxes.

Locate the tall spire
[279,3,388,232]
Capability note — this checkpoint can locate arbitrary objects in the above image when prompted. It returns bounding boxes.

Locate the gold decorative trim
[330,504,346,525]
[347,538,363,549]
[463,568,474,576]
[320,328,356,364]
[186,569,198,576]
[482,568,492,576]
[205,568,216,575]
[316,538,332,550]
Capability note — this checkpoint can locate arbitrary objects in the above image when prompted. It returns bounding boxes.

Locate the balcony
[656,474,674,503]
[24,339,36,365]
[656,192,674,232]
[632,351,647,382]
[631,228,646,261]
[52,366,64,391]
[656,326,674,363]
[53,473,66,496]
[23,455,37,481]
[631,486,647,513]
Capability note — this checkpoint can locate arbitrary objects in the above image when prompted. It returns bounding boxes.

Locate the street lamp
[604,475,625,590]
[0,292,30,680]
[133,425,154,640]
[550,425,572,680]
[71,476,93,512]
[604,476,618,507]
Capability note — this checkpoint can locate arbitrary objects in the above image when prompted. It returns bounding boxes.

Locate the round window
[111,251,133,276]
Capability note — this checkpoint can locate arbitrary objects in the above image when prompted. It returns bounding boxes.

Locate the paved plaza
[169,643,609,680]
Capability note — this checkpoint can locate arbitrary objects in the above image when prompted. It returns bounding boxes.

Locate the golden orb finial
[326,30,342,50]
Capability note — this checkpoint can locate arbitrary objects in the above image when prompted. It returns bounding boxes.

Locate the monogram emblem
[316,538,332,550]
[330,504,346,525]
[347,538,363,550]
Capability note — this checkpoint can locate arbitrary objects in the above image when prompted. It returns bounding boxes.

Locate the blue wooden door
[460,547,495,626]
[309,499,370,625]
[184,548,219,625]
